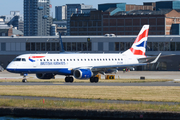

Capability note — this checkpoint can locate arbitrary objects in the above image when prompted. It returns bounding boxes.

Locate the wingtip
[150,53,161,64]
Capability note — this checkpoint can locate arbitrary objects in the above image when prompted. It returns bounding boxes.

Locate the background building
[66,4,96,35]
[55,5,67,21]
[24,0,51,36]
[70,11,102,35]
[53,21,67,35]
[0,18,23,36]
[98,3,154,12]
[0,11,24,32]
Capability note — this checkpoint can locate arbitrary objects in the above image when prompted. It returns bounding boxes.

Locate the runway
[0,81,180,86]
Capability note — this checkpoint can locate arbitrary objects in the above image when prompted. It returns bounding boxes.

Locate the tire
[90,77,94,83]
[94,77,99,83]
[22,79,27,83]
[70,77,74,83]
[65,77,69,82]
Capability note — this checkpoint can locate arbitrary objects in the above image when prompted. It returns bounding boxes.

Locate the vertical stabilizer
[123,25,149,58]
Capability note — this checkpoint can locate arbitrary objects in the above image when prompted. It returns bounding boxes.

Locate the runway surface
[0,81,180,86]
[1,70,180,80]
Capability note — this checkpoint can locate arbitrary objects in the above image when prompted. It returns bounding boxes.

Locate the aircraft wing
[138,54,173,63]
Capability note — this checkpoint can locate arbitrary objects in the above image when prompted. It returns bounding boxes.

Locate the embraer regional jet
[6,25,161,83]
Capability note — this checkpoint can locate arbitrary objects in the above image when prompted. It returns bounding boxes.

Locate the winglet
[150,53,161,64]
[59,32,65,52]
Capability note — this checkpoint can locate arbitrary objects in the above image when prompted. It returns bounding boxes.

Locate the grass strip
[0,86,180,102]
[0,98,180,112]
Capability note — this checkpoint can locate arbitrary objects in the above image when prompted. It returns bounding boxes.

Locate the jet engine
[36,73,54,79]
[73,69,93,79]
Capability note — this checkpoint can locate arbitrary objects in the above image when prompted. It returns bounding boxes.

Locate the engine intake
[36,73,54,79]
[73,69,93,79]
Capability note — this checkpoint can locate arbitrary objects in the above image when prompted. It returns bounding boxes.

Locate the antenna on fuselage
[59,32,65,53]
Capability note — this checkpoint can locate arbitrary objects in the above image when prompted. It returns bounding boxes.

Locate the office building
[55,6,67,20]
[66,4,96,35]
[24,0,51,36]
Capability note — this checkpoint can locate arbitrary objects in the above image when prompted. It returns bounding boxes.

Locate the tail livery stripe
[130,48,145,56]
[130,25,149,56]
[134,29,149,43]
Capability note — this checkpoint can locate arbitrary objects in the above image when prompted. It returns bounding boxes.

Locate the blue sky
[1,0,159,16]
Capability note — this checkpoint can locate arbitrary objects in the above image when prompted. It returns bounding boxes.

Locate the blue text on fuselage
[40,62,66,65]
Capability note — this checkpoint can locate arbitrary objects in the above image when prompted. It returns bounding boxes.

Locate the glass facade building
[24,0,51,36]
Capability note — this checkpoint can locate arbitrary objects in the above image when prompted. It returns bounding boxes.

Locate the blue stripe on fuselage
[7,68,73,75]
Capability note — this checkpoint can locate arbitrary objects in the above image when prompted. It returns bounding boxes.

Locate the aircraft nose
[6,63,15,72]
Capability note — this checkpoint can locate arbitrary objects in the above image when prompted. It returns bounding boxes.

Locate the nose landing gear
[21,73,28,83]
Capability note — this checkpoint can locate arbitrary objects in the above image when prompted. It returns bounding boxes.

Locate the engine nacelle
[36,73,54,79]
[73,69,93,79]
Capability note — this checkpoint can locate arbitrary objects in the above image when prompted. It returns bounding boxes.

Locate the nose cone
[6,62,15,73]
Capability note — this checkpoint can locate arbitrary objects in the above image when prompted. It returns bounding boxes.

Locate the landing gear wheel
[22,79,27,83]
[90,77,99,83]
[65,77,74,83]
[94,77,99,83]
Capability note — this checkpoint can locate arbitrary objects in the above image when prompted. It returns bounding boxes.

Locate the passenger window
[88,59,90,61]
[54,59,56,61]
[47,59,49,61]
[121,59,123,61]
[94,59,96,61]
[109,59,110,61]
[57,59,59,61]
[100,59,102,61]
[106,59,107,61]
[97,59,99,61]
[64,59,65,61]
[44,59,45,61]
[70,59,72,61]
[60,59,62,61]
[115,59,117,61]
[81,59,83,61]
[112,59,114,61]
[91,59,93,61]
[40,59,42,61]
[77,59,79,61]
[84,59,86,61]
[118,59,120,61]
[67,59,69,61]
[74,59,75,61]
[50,59,52,61]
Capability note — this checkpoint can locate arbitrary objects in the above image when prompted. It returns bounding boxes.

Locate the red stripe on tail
[130,48,145,56]
[134,29,149,44]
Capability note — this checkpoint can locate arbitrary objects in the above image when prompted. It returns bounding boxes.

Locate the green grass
[0,98,180,112]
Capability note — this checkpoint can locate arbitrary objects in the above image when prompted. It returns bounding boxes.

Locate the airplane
[6,25,161,83]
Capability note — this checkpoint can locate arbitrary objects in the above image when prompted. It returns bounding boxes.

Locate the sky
[0,0,161,17]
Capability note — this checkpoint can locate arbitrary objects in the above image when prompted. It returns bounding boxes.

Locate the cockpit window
[13,58,21,61]
[13,58,26,62]
[22,58,26,61]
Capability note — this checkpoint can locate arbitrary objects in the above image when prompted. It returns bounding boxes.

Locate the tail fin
[123,25,149,58]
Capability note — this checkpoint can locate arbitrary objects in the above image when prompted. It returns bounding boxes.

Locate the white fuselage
[7,53,139,75]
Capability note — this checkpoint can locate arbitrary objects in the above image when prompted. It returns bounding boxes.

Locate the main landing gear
[65,76,74,83]
[21,73,28,83]
[90,77,99,83]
